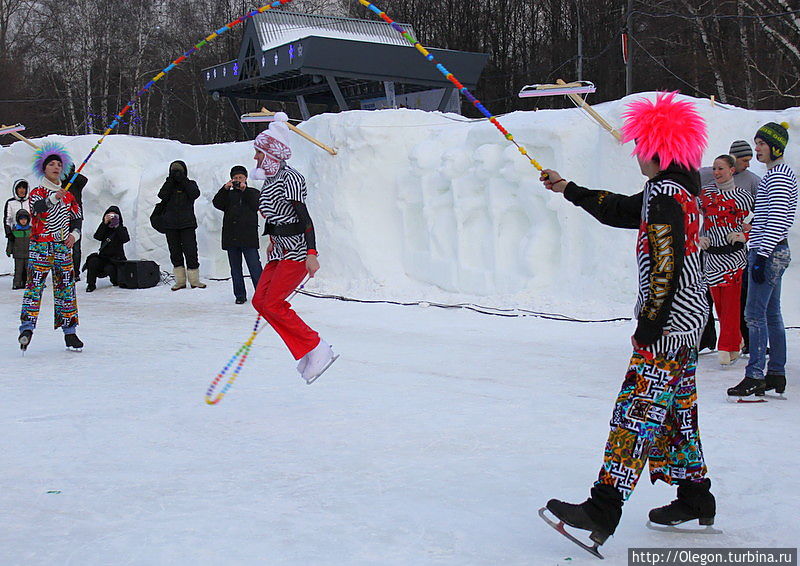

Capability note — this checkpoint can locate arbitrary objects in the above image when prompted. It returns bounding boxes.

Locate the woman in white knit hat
[250,112,336,384]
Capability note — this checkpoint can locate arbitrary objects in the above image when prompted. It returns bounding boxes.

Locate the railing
[254,10,416,51]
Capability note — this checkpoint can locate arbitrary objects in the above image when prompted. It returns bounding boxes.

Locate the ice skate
[726,377,766,402]
[763,373,787,399]
[19,329,32,353]
[647,479,721,534]
[301,340,338,384]
[65,333,84,352]
[539,503,606,558]
[540,485,622,559]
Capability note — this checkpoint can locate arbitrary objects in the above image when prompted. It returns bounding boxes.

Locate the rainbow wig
[620,92,707,170]
[32,140,73,179]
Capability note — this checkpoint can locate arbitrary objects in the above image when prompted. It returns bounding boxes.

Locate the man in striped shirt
[728,122,798,398]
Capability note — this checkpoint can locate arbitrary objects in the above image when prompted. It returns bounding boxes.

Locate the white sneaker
[301,340,335,383]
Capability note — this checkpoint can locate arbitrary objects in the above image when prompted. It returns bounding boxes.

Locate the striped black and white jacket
[29,178,82,244]
[258,164,316,262]
[749,160,798,257]
[563,166,708,352]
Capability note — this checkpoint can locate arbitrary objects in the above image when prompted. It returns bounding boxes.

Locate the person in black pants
[83,205,130,292]
[157,160,206,290]
[212,165,263,304]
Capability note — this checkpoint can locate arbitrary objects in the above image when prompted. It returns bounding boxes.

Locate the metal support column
[227,95,251,139]
[383,81,396,108]
[296,95,311,120]
[325,75,349,112]
[437,88,457,112]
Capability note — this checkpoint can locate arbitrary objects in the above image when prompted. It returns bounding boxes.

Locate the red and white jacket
[29,178,82,243]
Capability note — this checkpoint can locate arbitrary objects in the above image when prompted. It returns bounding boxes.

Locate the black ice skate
[764,373,787,399]
[65,333,84,352]
[647,479,721,534]
[726,377,766,402]
[539,485,623,559]
[19,329,32,353]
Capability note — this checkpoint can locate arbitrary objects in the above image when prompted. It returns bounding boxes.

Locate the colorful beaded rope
[205,315,266,405]
[357,0,544,172]
[206,278,309,405]
[63,0,296,192]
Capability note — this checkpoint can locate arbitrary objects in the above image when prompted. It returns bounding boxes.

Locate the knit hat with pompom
[755,121,789,160]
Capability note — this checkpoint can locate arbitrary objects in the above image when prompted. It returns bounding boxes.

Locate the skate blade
[646,521,723,535]
[538,507,604,559]
[764,393,787,400]
[305,354,339,385]
[726,395,767,403]
[65,347,83,353]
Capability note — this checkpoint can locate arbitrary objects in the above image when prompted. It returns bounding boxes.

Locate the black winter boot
[649,478,716,526]
[546,484,623,545]
[765,373,786,394]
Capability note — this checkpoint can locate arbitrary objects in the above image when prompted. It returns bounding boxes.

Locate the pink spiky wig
[620,92,707,170]
[32,140,73,179]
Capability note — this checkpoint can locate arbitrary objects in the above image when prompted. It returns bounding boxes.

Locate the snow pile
[2,94,799,320]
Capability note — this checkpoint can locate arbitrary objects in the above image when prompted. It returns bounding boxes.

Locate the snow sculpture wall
[1,95,799,321]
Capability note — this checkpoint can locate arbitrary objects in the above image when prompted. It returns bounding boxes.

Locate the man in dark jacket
[83,205,130,292]
[157,160,206,290]
[213,165,263,303]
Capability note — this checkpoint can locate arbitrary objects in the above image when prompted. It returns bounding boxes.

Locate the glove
[726,232,746,244]
[699,236,711,250]
[751,254,768,284]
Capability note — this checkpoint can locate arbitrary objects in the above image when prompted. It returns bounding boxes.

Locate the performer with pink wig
[537,93,715,555]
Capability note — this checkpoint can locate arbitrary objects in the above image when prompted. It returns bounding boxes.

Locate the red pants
[710,282,742,352]
[252,260,319,360]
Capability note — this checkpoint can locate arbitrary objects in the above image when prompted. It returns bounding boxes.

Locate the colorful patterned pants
[20,241,79,330]
[596,346,707,500]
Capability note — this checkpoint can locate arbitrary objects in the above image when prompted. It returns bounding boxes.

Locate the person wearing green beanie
[728,121,798,398]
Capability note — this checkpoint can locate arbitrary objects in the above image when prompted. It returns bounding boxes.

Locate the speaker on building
[117,260,160,289]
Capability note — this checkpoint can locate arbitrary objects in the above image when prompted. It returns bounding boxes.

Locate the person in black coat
[83,205,130,292]
[62,165,88,281]
[212,165,263,304]
[157,160,206,290]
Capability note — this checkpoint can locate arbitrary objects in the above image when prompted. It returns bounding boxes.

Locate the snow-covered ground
[1,281,798,565]
[2,96,800,564]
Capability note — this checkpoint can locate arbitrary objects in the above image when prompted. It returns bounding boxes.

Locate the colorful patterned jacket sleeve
[563,182,643,229]
[634,193,685,346]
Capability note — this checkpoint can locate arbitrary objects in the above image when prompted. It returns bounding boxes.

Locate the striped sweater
[29,179,82,243]
[258,164,316,262]
[749,160,797,257]
[699,182,754,287]
[564,167,708,352]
